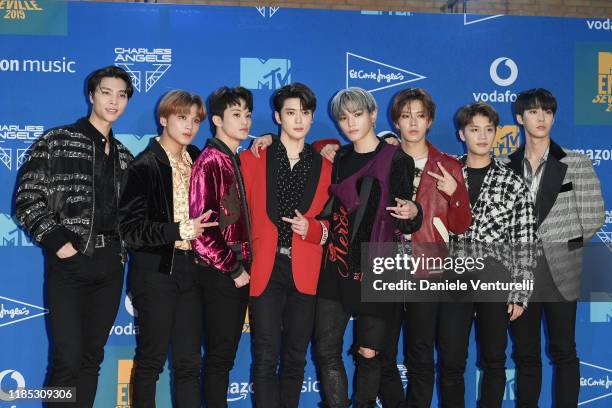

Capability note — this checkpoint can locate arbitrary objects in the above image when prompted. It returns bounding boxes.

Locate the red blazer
[240,141,332,297]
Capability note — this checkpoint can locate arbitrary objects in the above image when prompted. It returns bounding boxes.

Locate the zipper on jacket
[113,147,127,265]
[84,141,96,253]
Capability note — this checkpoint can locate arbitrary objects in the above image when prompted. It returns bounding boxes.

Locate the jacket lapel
[536,141,567,227]
[507,145,525,178]
[266,141,280,226]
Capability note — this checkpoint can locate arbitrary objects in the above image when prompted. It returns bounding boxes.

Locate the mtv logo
[115,134,155,156]
[0,295,48,328]
[240,58,291,90]
[590,292,612,322]
[476,368,515,401]
[0,213,32,247]
[493,125,520,157]
[346,52,426,93]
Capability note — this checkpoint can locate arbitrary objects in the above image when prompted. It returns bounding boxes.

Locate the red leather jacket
[411,141,471,244]
[189,138,250,276]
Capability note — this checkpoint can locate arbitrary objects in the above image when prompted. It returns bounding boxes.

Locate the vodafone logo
[0,369,26,401]
[490,57,518,87]
[124,292,137,317]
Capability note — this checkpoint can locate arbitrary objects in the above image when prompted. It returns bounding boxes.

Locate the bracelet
[319,220,328,245]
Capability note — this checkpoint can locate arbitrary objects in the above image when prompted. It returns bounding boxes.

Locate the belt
[94,233,120,248]
[175,249,195,258]
[276,246,292,259]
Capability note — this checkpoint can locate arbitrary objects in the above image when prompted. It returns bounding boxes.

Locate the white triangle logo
[346,52,426,93]
[0,295,48,328]
[578,361,612,405]
[464,13,503,26]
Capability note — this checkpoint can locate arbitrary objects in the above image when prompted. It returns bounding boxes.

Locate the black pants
[402,302,439,408]
[438,302,509,408]
[130,252,203,408]
[510,301,579,408]
[45,244,124,407]
[200,265,249,408]
[250,254,316,408]
[314,298,403,408]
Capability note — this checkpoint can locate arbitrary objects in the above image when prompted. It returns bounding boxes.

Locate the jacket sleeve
[507,177,538,307]
[390,150,422,234]
[14,131,72,254]
[190,157,241,275]
[442,162,472,234]
[574,155,605,242]
[118,163,181,250]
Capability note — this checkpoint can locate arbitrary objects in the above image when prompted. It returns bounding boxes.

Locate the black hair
[272,82,316,113]
[86,65,134,99]
[514,88,557,116]
[208,86,253,120]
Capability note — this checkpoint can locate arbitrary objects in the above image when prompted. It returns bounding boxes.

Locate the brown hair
[390,88,436,124]
[455,102,499,131]
[157,89,206,121]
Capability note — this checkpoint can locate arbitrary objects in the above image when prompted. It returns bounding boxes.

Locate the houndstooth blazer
[451,156,538,305]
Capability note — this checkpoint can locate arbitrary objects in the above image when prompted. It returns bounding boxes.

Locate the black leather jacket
[118,139,200,275]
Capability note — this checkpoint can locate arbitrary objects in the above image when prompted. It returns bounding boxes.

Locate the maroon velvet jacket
[189,138,251,277]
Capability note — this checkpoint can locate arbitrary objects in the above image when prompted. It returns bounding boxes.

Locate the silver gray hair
[330,87,377,120]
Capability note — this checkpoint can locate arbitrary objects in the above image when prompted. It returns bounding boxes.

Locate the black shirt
[276,141,313,247]
[466,163,492,207]
[75,118,118,235]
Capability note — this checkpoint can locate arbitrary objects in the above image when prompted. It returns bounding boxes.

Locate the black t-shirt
[467,163,491,207]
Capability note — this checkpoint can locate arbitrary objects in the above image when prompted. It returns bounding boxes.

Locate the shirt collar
[76,117,113,148]
[156,137,192,166]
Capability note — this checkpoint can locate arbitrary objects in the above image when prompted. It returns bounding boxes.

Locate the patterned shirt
[276,141,313,247]
[523,144,550,204]
[158,138,194,250]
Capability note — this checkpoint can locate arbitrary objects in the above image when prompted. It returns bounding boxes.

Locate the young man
[436,102,537,408]
[380,88,472,408]
[507,89,604,407]
[15,66,134,407]
[315,87,422,408]
[118,90,216,407]
[189,86,252,408]
[240,83,332,408]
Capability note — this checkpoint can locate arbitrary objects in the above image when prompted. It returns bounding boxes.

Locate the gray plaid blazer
[506,140,605,300]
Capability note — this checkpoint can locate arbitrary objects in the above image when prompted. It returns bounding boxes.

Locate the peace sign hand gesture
[282,209,310,239]
[427,162,458,196]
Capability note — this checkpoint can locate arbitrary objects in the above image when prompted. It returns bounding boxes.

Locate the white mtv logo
[114,134,155,156]
[0,214,33,247]
[590,292,612,323]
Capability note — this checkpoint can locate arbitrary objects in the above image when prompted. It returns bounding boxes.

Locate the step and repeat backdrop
[0,1,611,407]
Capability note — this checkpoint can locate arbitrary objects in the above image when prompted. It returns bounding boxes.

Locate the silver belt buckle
[95,234,105,248]
[279,246,292,259]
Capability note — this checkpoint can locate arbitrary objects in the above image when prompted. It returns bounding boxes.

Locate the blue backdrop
[0,2,611,407]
